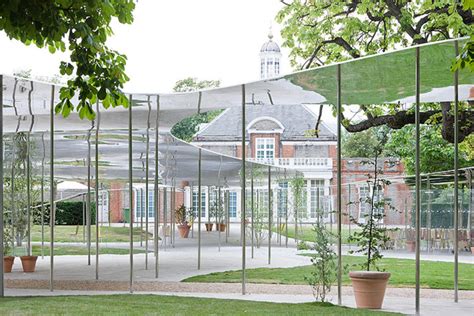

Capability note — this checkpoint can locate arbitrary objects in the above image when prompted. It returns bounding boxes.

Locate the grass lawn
[31,225,151,243]
[274,225,360,245]
[0,295,396,315]
[29,245,146,256]
[183,255,474,291]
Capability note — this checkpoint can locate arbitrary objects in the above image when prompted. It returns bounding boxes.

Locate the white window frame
[255,138,275,162]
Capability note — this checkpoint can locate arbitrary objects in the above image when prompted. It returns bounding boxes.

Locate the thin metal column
[0,74,4,297]
[427,176,432,252]
[336,63,342,306]
[49,85,55,292]
[268,166,272,265]
[95,101,100,280]
[198,149,202,270]
[82,194,85,243]
[218,185,222,252]
[284,169,288,248]
[453,40,459,303]
[251,166,254,258]
[145,97,151,269]
[415,46,421,314]
[171,185,175,247]
[26,132,31,255]
[87,123,92,266]
[154,95,160,278]
[225,189,229,244]
[128,94,134,293]
[207,185,211,231]
[41,134,46,257]
[163,188,167,249]
[241,84,246,295]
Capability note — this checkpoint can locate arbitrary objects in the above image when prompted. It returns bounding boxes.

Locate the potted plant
[3,226,15,273]
[205,197,214,232]
[213,193,226,232]
[348,128,394,309]
[175,204,191,238]
[305,210,337,302]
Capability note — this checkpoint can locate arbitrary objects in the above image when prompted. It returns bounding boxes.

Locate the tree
[0,1,135,120]
[170,77,223,142]
[342,129,382,158]
[173,77,220,93]
[384,124,471,174]
[276,1,473,143]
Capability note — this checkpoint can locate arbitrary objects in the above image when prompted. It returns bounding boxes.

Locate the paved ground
[5,224,474,315]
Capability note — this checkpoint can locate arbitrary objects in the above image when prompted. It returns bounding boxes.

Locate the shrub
[33,201,96,225]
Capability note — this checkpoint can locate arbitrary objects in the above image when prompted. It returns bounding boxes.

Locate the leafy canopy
[276,1,473,143]
[0,0,136,120]
[170,77,222,142]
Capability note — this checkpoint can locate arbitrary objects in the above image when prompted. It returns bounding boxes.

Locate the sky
[0,0,291,93]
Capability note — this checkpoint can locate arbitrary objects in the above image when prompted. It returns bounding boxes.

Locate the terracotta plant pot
[406,240,416,252]
[216,223,226,232]
[349,271,391,309]
[177,225,191,238]
[205,223,214,232]
[20,255,38,273]
[3,256,15,273]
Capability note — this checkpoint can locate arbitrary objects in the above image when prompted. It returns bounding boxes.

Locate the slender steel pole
[82,194,85,243]
[453,40,459,303]
[415,47,421,314]
[49,85,55,292]
[251,166,254,258]
[427,176,432,252]
[285,170,288,248]
[26,133,31,255]
[336,63,342,306]
[225,189,229,243]
[198,149,202,270]
[268,166,272,265]
[218,186,222,252]
[171,185,175,248]
[87,124,92,266]
[207,185,211,229]
[163,187,167,250]
[0,74,4,297]
[145,97,151,270]
[128,94,134,293]
[41,134,45,257]
[140,188,144,248]
[241,84,247,295]
[154,95,160,278]
[95,101,100,280]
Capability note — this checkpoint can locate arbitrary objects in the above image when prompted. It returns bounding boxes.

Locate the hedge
[33,201,96,225]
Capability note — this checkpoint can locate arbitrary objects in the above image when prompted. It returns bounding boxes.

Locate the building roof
[260,29,281,53]
[193,104,336,142]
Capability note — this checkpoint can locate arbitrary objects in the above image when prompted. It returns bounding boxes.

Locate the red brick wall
[109,182,124,223]
[332,159,412,225]
[281,145,295,158]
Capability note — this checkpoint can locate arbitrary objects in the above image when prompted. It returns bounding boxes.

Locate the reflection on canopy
[0,38,471,184]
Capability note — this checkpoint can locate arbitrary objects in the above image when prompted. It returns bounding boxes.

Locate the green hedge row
[33,201,96,225]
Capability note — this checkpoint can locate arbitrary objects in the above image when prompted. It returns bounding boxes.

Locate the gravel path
[5,279,474,300]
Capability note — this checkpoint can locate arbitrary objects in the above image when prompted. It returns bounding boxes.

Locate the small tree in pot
[175,204,191,238]
[3,226,15,273]
[347,128,396,309]
[305,209,338,302]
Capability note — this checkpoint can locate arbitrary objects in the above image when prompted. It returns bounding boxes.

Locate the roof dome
[260,29,281,53]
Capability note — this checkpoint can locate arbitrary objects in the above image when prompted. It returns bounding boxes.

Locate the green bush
[33,202,96,225]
